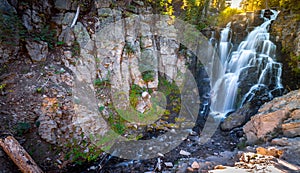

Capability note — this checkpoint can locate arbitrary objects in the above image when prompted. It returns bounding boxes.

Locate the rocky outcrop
[243,89,300,167]
[271,13,300,55]
[270,12,300,90]
[0,0,207,145]
[243,89,300,144]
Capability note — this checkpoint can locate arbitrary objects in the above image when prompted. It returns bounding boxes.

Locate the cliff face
[270,12,300,90]
[0,0,210,147]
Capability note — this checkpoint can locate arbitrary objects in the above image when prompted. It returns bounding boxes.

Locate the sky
[231,0,243,8]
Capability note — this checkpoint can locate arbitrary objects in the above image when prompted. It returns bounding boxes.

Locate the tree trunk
[0,133,44,173]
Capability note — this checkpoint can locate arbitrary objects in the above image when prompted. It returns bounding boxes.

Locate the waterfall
[210,10,282,118]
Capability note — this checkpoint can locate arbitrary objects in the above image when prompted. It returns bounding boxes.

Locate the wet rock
[180,150,191,156]
[25,40,48,62]
[263,9,274,20]
[164,162,173,167]
[240,83,273,107]
[177,163,188,173]
[221,103,257,131]
[243,89,300,144]
[191,161,200,169]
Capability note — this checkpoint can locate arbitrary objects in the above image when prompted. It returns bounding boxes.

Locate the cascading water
[210,9,283,118]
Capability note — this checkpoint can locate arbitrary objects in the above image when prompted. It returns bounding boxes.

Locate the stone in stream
[164,162,173,167]
[179,150,191,156]
[220,103,257,131]
[191,161,200,169]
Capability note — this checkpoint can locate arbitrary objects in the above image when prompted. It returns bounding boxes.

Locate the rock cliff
[243,89,300,165]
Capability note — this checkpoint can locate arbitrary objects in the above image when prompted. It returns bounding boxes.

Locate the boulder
[220,103,257,131]
[271,137,300,166]
[243,89,300,144]
[25,40,48,62]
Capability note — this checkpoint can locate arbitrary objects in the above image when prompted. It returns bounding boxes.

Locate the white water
[210,10,282,118]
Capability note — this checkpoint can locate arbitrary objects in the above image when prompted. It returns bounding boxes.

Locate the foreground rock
[220,103,257,131]
[209,150,300,173]
[243,89,300,166]
[243,89,300,144]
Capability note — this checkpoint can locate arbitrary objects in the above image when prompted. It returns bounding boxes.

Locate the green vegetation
[158,77,180,96]
[237,140,247,149]
[280,46,300,89]
[240,0,300,12]
[15,122,31,136]
[72,41,81,57]
[67,75,183,164]
[289,53,300,74]
[124,42,136,55]
[0,83,6,91]
[146,0,300,28]
[147,0,215,30]
[94,78,111,88]
[129,84,146,108]
[36,87,43,93]
[217,7,242,26]
[0,11,58,49]
[0,12,26,46]
[65,135,97,165]
[142,70,155,83]
[31,25,56,49]
[107,113,126,135]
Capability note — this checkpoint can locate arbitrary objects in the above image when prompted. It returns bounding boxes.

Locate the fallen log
[0,132,43,173]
